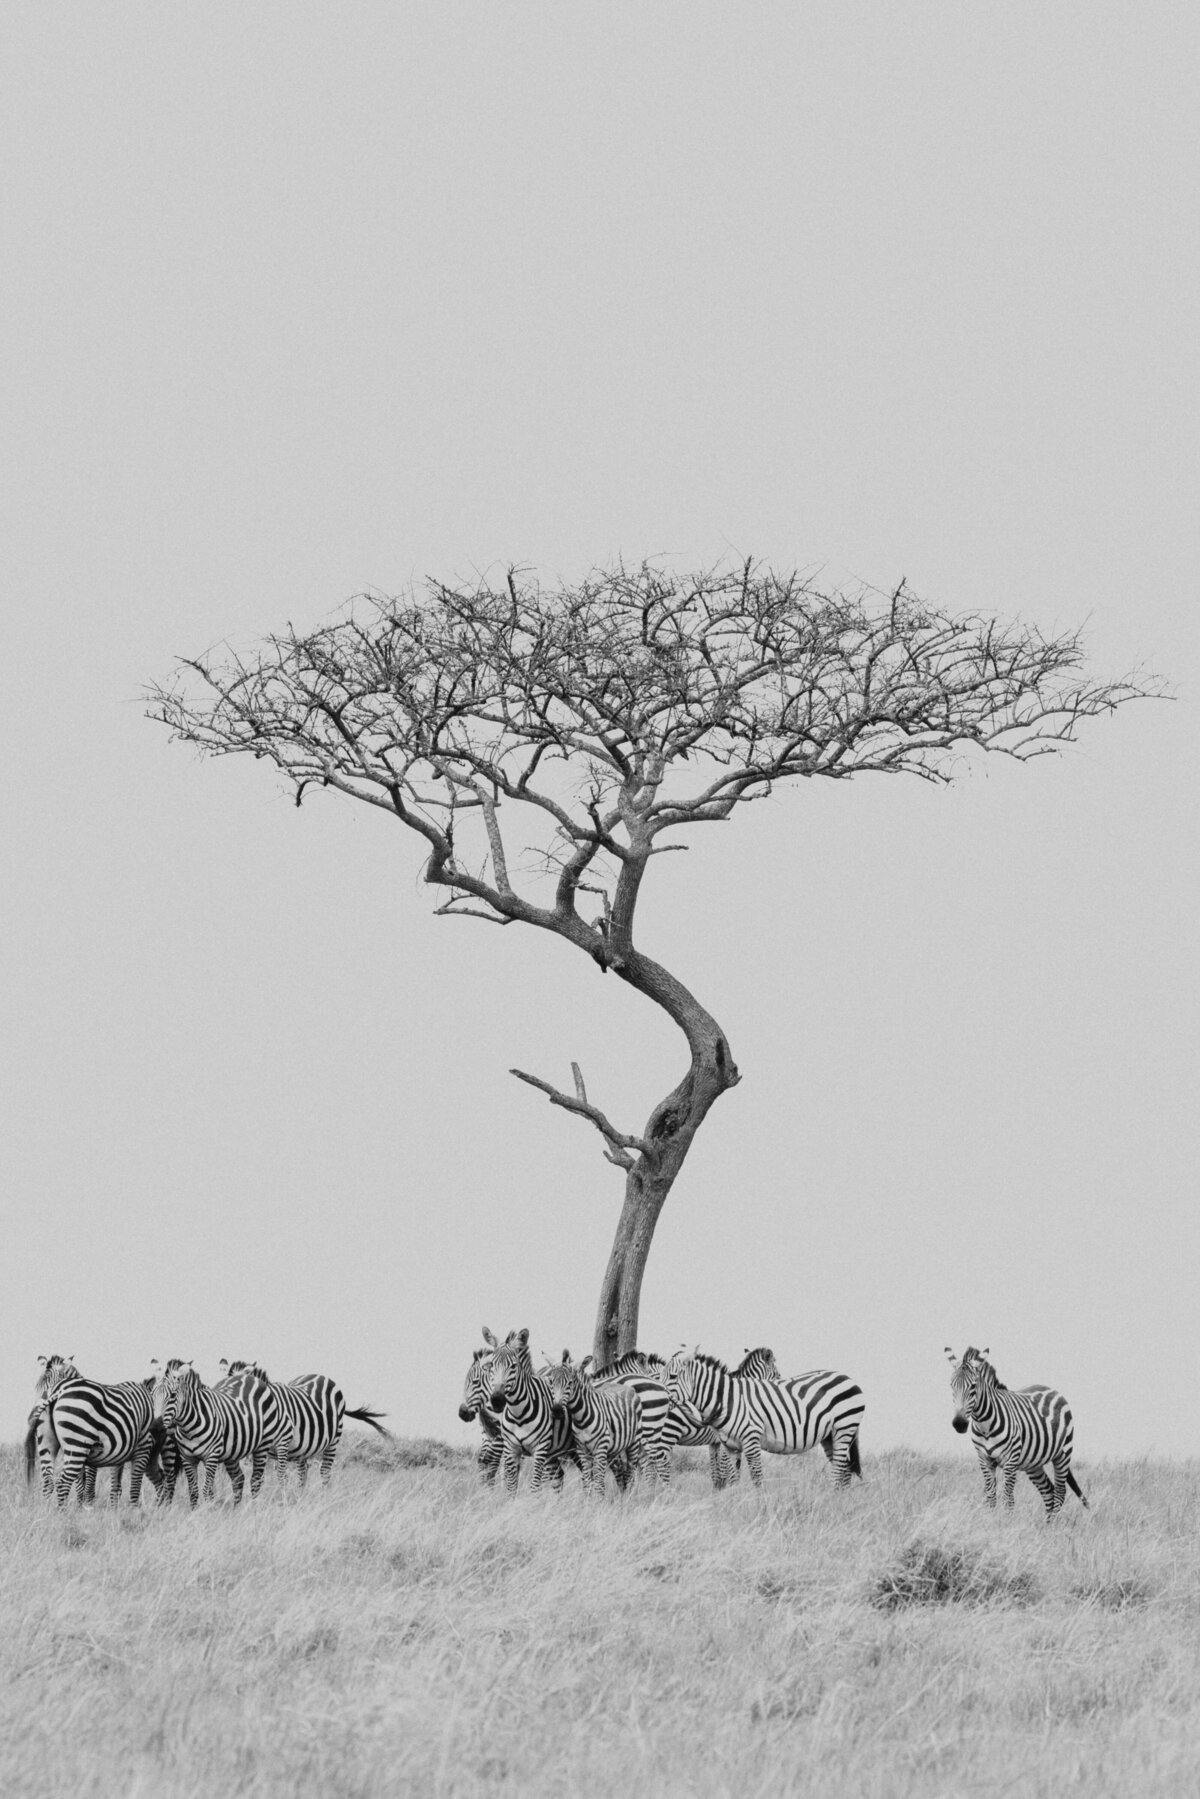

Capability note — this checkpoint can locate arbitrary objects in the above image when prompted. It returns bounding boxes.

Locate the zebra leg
[249,1449,269,1496]
[108,1463,125,1509]
[127,1444,151,1507]
[297,1458,310,1490]
[829,1428,856,1489]
[1047,1461,1069,1516]
[547,1452,568,1492]
[225,1459,246,1505]
[56,1458,86,1509]
[744,1437,765,1488]
[1028,1466,1059,1517]
[82,1465,99,1507]
[974,1446,998,1507]
[319,1445,338,1484]
[530,1444,556,1491]
[708,1446,737,1489]
[202,1457,221,1502]
[501,1444,522,1496]
[1001,1461,1020,1508]
[478,1438,502,1485]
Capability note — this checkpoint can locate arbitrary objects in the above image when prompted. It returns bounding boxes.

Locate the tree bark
[592,960,739,1366]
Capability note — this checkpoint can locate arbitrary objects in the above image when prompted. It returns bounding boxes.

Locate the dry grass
[5,1439,1200,1798]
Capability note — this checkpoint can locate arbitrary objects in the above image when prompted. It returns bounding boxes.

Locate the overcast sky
[4,6,1197,1463]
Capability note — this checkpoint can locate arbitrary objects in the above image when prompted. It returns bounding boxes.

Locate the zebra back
[44,1377,155,1467]
[166,1364,288,1461]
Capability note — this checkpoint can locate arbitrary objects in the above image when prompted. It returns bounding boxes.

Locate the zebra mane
[226,1359,270,1381]
[689,1352,730,1375]
[593,1350,666,1378]
[962,1346,1007,1391]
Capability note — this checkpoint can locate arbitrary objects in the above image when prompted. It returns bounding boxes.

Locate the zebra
[25,1355,82,1498]
[459,1332,504,1485]
[593,1346,735,1484]
[946,1346,1089,1517]
[485,1328,577,1494]
[155,1360,291,1505]
[542,1353,652,1493]
[587,1349,712,1485]
[667,1352,864,1488]
[222,1360,388,1485]
[39,1367,163,1508]
[708,1348,783,1486]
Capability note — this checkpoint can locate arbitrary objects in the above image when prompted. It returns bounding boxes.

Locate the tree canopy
[150,561,1156,1359]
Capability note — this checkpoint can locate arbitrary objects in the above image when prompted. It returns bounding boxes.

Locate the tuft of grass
[870,1538,1041,1610]
[1072,1574,1155,1610]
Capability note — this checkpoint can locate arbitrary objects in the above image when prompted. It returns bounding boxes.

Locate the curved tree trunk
[592,959,738,1366]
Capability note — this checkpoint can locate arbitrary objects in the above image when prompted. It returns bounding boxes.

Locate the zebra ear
[219,1358,229,1371]
[482,1326,498,1348]
[516,1328,530,1348]
[561,1349,570,1364]
[580,1355,593,1375]
[944,1348,958,1365]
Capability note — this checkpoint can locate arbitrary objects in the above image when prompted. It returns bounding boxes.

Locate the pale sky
[4,6,1198,1462]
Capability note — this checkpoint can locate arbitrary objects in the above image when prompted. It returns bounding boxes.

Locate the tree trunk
[592,1029,737,1366]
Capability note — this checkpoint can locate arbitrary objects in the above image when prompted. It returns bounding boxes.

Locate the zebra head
[152,1358,193,1424]
[35,1354,79,1401]
[220,1358,268,1386]
[666,1351,726,1424]
[736,1346,780,1380]
[946,1346,992,1432]
[487,1329,530,1414]
[541,1351,582,1413]
[459,1347,493,1423]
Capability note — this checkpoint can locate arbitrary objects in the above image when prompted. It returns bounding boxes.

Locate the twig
[510,1066,652,1172]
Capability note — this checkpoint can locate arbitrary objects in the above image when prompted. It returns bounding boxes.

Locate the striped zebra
[543,1353,654,1493]
[712,1348,782,1486]
[486,1328,576,1495]
[459,1333,503,1485]
[25,1355,82,1497]
[40,1367,162,1508]
[946,1346,1088,1517]
[156,1360,291,1505]
[222,1360,388,1485]
[589,1349,713,1485]
[668,1352,865,1488]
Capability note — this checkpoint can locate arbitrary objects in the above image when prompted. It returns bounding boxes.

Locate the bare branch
[509,1066,652,1170]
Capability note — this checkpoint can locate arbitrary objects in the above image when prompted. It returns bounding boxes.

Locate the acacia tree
[149,563,1151,1365]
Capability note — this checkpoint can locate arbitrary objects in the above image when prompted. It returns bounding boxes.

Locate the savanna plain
[5,1439,1200,1799]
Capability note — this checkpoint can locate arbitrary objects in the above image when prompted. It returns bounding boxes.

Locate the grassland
[4,1438,1200,1799]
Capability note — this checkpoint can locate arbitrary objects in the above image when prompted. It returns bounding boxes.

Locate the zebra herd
[22,1338,1089,1521]
[460,1332,1089,1518]
[25,1354,388,1508]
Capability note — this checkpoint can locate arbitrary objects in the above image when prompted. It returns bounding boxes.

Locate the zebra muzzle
[951,1413,969,1434]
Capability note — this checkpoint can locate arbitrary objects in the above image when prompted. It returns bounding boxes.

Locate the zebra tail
[23,1411,40,1485]
[848,1434,863,1480]
[42,1402,61,1461]
[1066,1469,1089,1508]
[345,1405,390,1438]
